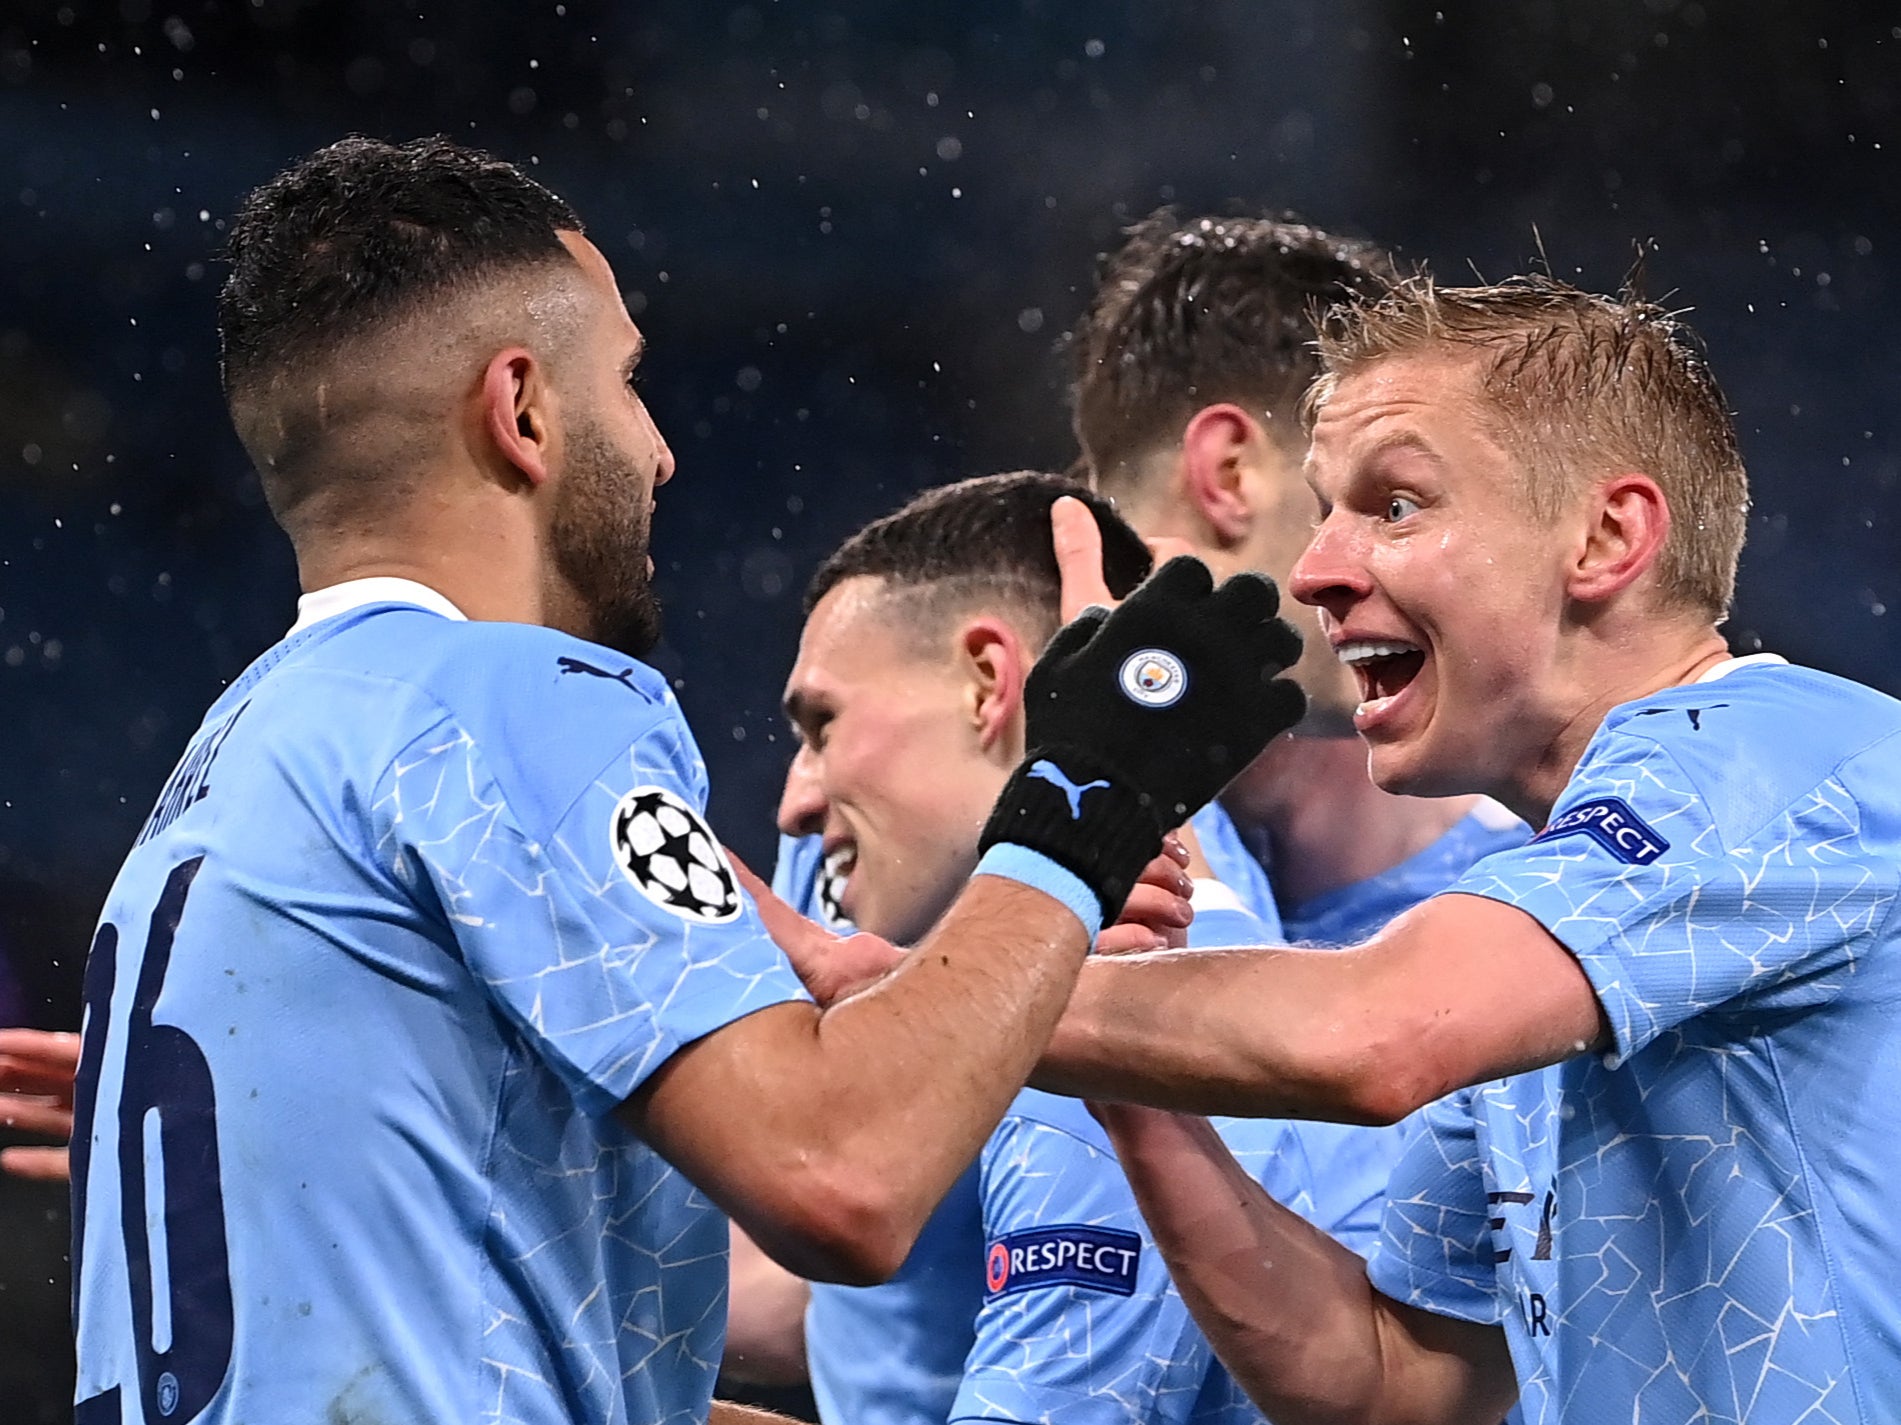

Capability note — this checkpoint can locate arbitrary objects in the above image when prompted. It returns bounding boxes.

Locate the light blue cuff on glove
[973,843,1104,941]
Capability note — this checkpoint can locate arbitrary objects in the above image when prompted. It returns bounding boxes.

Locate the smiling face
[778,577,1022,945]
[1291,352,1577,800]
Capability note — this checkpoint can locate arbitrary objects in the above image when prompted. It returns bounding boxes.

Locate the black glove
[979,555,1306,922]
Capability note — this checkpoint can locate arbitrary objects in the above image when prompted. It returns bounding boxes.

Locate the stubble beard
[551,416,664,658]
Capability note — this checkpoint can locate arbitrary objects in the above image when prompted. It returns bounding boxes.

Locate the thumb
[1052,496,1116,622]
[727,849,835,959]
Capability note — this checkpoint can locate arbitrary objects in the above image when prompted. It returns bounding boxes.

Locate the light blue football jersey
[953,892,1379,1425]
[782,806,1406,1425]
[770,835,983,1425]
[1276,801,1529,949]
[72,595,810,1425]
[1368,657,1901,1424]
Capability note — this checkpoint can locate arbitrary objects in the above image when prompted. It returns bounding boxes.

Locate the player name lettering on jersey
[134,701,248,847]
[984,1225,1141,1298]
[1530,796,1668,865]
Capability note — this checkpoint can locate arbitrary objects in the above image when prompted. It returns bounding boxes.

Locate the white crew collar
[289,577,468,635]
[1694,652,1788,684]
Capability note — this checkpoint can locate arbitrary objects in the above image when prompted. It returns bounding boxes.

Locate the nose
[1287,513,1372,624]
[776,742,828,837]
[652,430,677,489]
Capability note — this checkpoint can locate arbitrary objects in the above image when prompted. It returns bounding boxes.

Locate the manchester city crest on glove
[610,786,743,922]
[1117,648,1187,708]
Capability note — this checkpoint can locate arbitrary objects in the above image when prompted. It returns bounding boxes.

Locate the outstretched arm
[1092,1104,1516,1425]
[627,875,1092,1284]
[1039,893,1609,1123]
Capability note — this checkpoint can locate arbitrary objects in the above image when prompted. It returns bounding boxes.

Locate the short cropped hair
[220,136,580,395]
[1069,209,1398,488]
[805,472,1153,652]
[219,137,582,516]
[1306,274,1749,618]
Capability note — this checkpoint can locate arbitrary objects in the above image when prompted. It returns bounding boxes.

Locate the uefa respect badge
[984,1225,1141,1298]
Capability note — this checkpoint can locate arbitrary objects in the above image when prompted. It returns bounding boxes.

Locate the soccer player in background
[739,212,1519,1424]
[769,470,1385,1425]
[1068,210,1528,947]
[68,137,1303,1425]
[1021,276,1901,1423]
[727,477,1287,1419]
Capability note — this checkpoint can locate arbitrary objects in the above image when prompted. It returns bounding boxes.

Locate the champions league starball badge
[609,786,744,923]
[1117,648,1188,708]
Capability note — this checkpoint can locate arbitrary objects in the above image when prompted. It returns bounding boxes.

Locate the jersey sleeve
[952,1098,1210,1425]
[378,704,811,1117]
[1447,724,1882,1062]
[1364,1088,1500,1325]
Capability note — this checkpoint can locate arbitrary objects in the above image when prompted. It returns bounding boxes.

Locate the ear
[1567,474,1672,604]
[1180,404,1258,546]
[481,347,557,487]
[958,617,1030,756]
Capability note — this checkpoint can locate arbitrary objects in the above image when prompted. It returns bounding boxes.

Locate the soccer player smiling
[1041,275,1901,1425]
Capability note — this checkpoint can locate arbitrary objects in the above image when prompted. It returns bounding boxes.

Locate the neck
[1223,737,1480,909]
[1507,626,1732,825]
[292,493,563,633]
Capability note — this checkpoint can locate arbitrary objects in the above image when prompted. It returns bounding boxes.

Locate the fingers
[0,1030,81,1076]
[1159,831,1191,869]
[1259,677,1310,739]
[1052,496,1116,622]
[1119,880,1194,933]
[1261,617,1304,674]
[0,1098,74,1136]
[0,1047,79,1103]
[1209,570,1282,623]
[1036,604,1110,671]
[1095,923,1173,956]
[727,850,834,959]
[1134,848,1193,901]
[1138,553,1215,604]
[0,1146,70,1183]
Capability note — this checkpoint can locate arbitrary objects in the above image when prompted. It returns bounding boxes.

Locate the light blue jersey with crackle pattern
[782,805,1407,1425]
[72,601,809,1425]
[1369,659,1901,1424]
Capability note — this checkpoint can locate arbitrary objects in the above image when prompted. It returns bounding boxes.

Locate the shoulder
[313,612,700,827]
[1572,661,1901,850]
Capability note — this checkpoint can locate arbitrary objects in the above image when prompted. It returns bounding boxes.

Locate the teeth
[1335,639,1420,666]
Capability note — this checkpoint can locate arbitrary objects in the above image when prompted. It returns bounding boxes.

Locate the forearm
[1035,947,1409,1122]
[1096,1106,1514,1425]
[708,1399,803,1425]
[798,874,1091,1220]
[722,1223,809,1387]
[1037,898,1610,1122]
[634,874,1091,1281]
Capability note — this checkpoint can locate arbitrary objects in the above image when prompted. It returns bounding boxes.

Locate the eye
[1385,494,1421,522]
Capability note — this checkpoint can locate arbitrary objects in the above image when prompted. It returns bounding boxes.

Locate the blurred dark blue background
[4,0,1900,1038]
[0,2,1896,1416]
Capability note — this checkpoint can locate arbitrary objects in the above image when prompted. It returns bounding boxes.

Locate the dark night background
[0,1,1896,1415]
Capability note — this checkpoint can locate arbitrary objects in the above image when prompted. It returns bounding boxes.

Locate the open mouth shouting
[1335,637,1427,733]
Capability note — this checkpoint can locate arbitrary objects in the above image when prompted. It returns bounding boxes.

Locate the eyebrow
[781,687,819,728]
[1306,429,1446,497]
[1358,430,1447,468]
